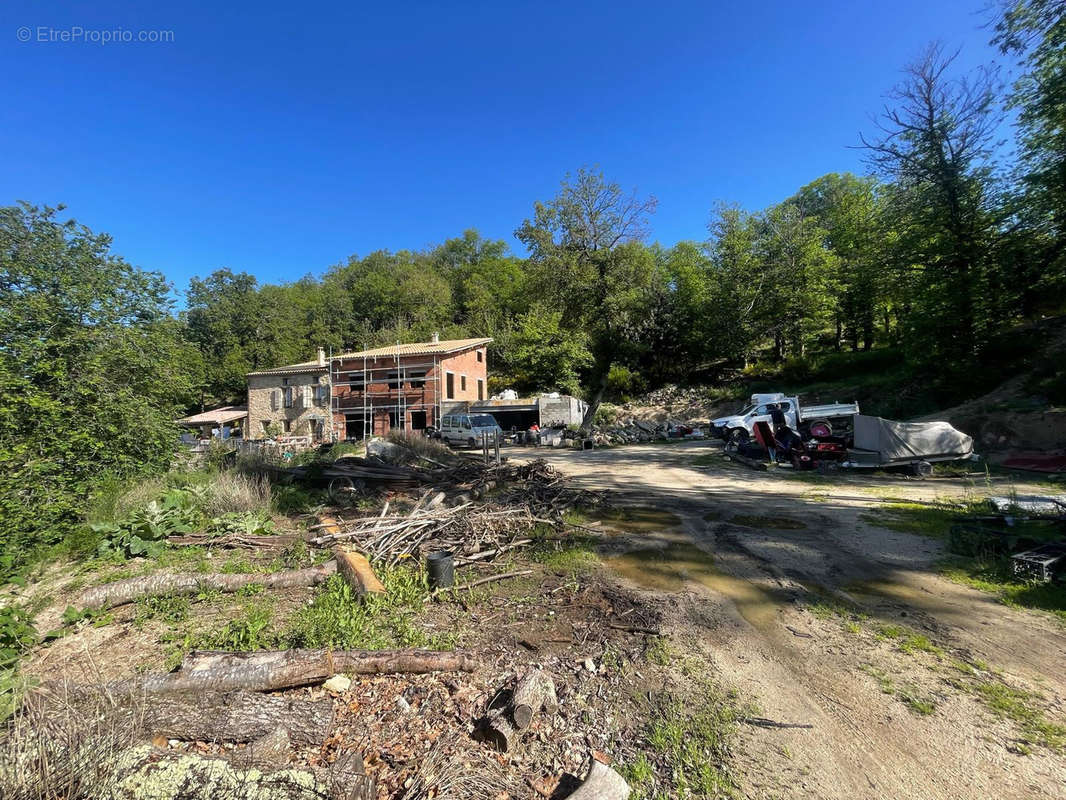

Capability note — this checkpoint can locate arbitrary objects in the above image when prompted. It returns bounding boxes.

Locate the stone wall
[247,369,330,440]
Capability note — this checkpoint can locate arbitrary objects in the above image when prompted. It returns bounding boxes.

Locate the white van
[439,412,503,447]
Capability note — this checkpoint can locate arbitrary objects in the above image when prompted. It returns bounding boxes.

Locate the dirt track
[512,441,1066,800]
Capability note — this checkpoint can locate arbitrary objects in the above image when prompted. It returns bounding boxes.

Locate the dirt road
[511,441,1066,800]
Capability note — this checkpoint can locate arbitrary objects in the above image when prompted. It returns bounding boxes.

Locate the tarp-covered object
[849,415,973,464]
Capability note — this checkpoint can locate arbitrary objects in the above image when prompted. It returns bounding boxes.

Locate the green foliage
[284,569,448,651]
[207,512,275,539]
[0,204,197,577]
[195,599,276,651]
[940,559,1066,625]
[90,492,200,559]
[0,605,37,667]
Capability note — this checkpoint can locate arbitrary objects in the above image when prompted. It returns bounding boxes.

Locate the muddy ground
[13,439,1066,799]
[508,440,1066,799]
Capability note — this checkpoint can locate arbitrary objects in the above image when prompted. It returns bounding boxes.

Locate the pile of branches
[309,460,610,566]
[309,497,537,567]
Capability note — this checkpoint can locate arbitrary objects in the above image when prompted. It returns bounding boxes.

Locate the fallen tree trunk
[565,758,631,800]
[76,561,337,610]
[145,690,334,745]
[113,648,479,695]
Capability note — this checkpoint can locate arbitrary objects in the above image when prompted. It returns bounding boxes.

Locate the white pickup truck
[711,393,859,442]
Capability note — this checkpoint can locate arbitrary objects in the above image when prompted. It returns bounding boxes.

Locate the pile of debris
[590,419,705,447]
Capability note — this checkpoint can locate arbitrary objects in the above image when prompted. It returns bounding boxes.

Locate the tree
[993,0,1066,310]
[860,43,1003,360]
[496,306,591,395]
[516,168,658,430]
[705,203,765,366]
[0,203,196,573]
[791,174,884,351]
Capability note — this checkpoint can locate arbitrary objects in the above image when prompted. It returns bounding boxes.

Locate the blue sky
[2,1,1005,299]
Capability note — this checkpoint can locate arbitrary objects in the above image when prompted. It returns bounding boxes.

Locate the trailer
[840,415,975,476]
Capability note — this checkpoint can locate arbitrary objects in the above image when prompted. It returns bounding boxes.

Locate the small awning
[176,405,248,427]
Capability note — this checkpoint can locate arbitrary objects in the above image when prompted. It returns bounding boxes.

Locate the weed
[530,534,599,575]
[645,636,671,666]
[640,682,744,798]
[194,599,276,651]
[134,594,190,626]
[859,500,985,539]
[971,682,1066,751]
[284,568,450,651]
[861,664,937,715]
[0,605,36,667]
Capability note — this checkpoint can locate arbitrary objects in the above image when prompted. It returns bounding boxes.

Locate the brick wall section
[247,369,330,440]
[331,345,488,437]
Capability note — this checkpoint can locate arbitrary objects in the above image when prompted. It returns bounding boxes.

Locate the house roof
[177,405,248,426]
[246,360,328,377]
[334,337,492,360]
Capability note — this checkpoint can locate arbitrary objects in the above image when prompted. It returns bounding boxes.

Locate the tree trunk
[145,690,335,745]
[113,648,478,695]
[77,561,337,610]
[579,354,613,434]
[566,759,631,800]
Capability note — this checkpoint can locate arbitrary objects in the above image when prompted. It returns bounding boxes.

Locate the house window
[315,385,329,406]
[283,386,294,408]
[386,371,401,389]
[477,378,484,401]
[282,419,292,433]
[446,372,455,399]
[460,375,467,392]
[348,373,364,389]
[312,375,320,384]
[282,377,289,386]
[408,371,426,388]
[477,350,483,363]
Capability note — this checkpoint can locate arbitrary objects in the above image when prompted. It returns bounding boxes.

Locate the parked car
[711,393,859,442]
[439,412,503,447]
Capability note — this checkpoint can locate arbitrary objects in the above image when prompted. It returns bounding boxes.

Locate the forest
[1,1,1064,575]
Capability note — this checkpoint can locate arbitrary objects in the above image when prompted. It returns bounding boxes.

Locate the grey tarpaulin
[849,415,974,464]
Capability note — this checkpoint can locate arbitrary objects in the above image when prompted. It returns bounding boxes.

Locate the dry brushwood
[400,737,516,800]
[76,561,337,611]
[112,648,478,695]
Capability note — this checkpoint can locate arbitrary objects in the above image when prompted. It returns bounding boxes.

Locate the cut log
[145,690,334,745]
[227,726,290,768]
[113,648,478,695]
[565,758,631,800]
[334,549,386,595]
[511,668,558,730]
[481,706,519,753]
[76,561,337,610]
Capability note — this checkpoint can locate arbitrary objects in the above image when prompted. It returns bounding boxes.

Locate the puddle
[593,507,683,533]
[606,542,781,631]
[728,514,807,530]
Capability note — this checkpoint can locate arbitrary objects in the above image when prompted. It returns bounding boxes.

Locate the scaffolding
[328,345,443,441]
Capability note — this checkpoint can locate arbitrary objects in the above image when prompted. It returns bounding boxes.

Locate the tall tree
[516,168,658,430]
[860,43,1003,360]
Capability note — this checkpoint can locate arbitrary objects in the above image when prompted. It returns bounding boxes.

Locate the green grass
[134,593,191,627]
[971,682,1066,752]
[860,501,973,539]
[645,636,671,666]
[874,624,944,656]
[530,533,599,575]
[633,682,745,799]
[861,664,937,715]
[940,559,1066,625]
[283,567,454,651]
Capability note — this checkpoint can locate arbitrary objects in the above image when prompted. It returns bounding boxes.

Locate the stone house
[246,349,331,440]
[246,336,491,441]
